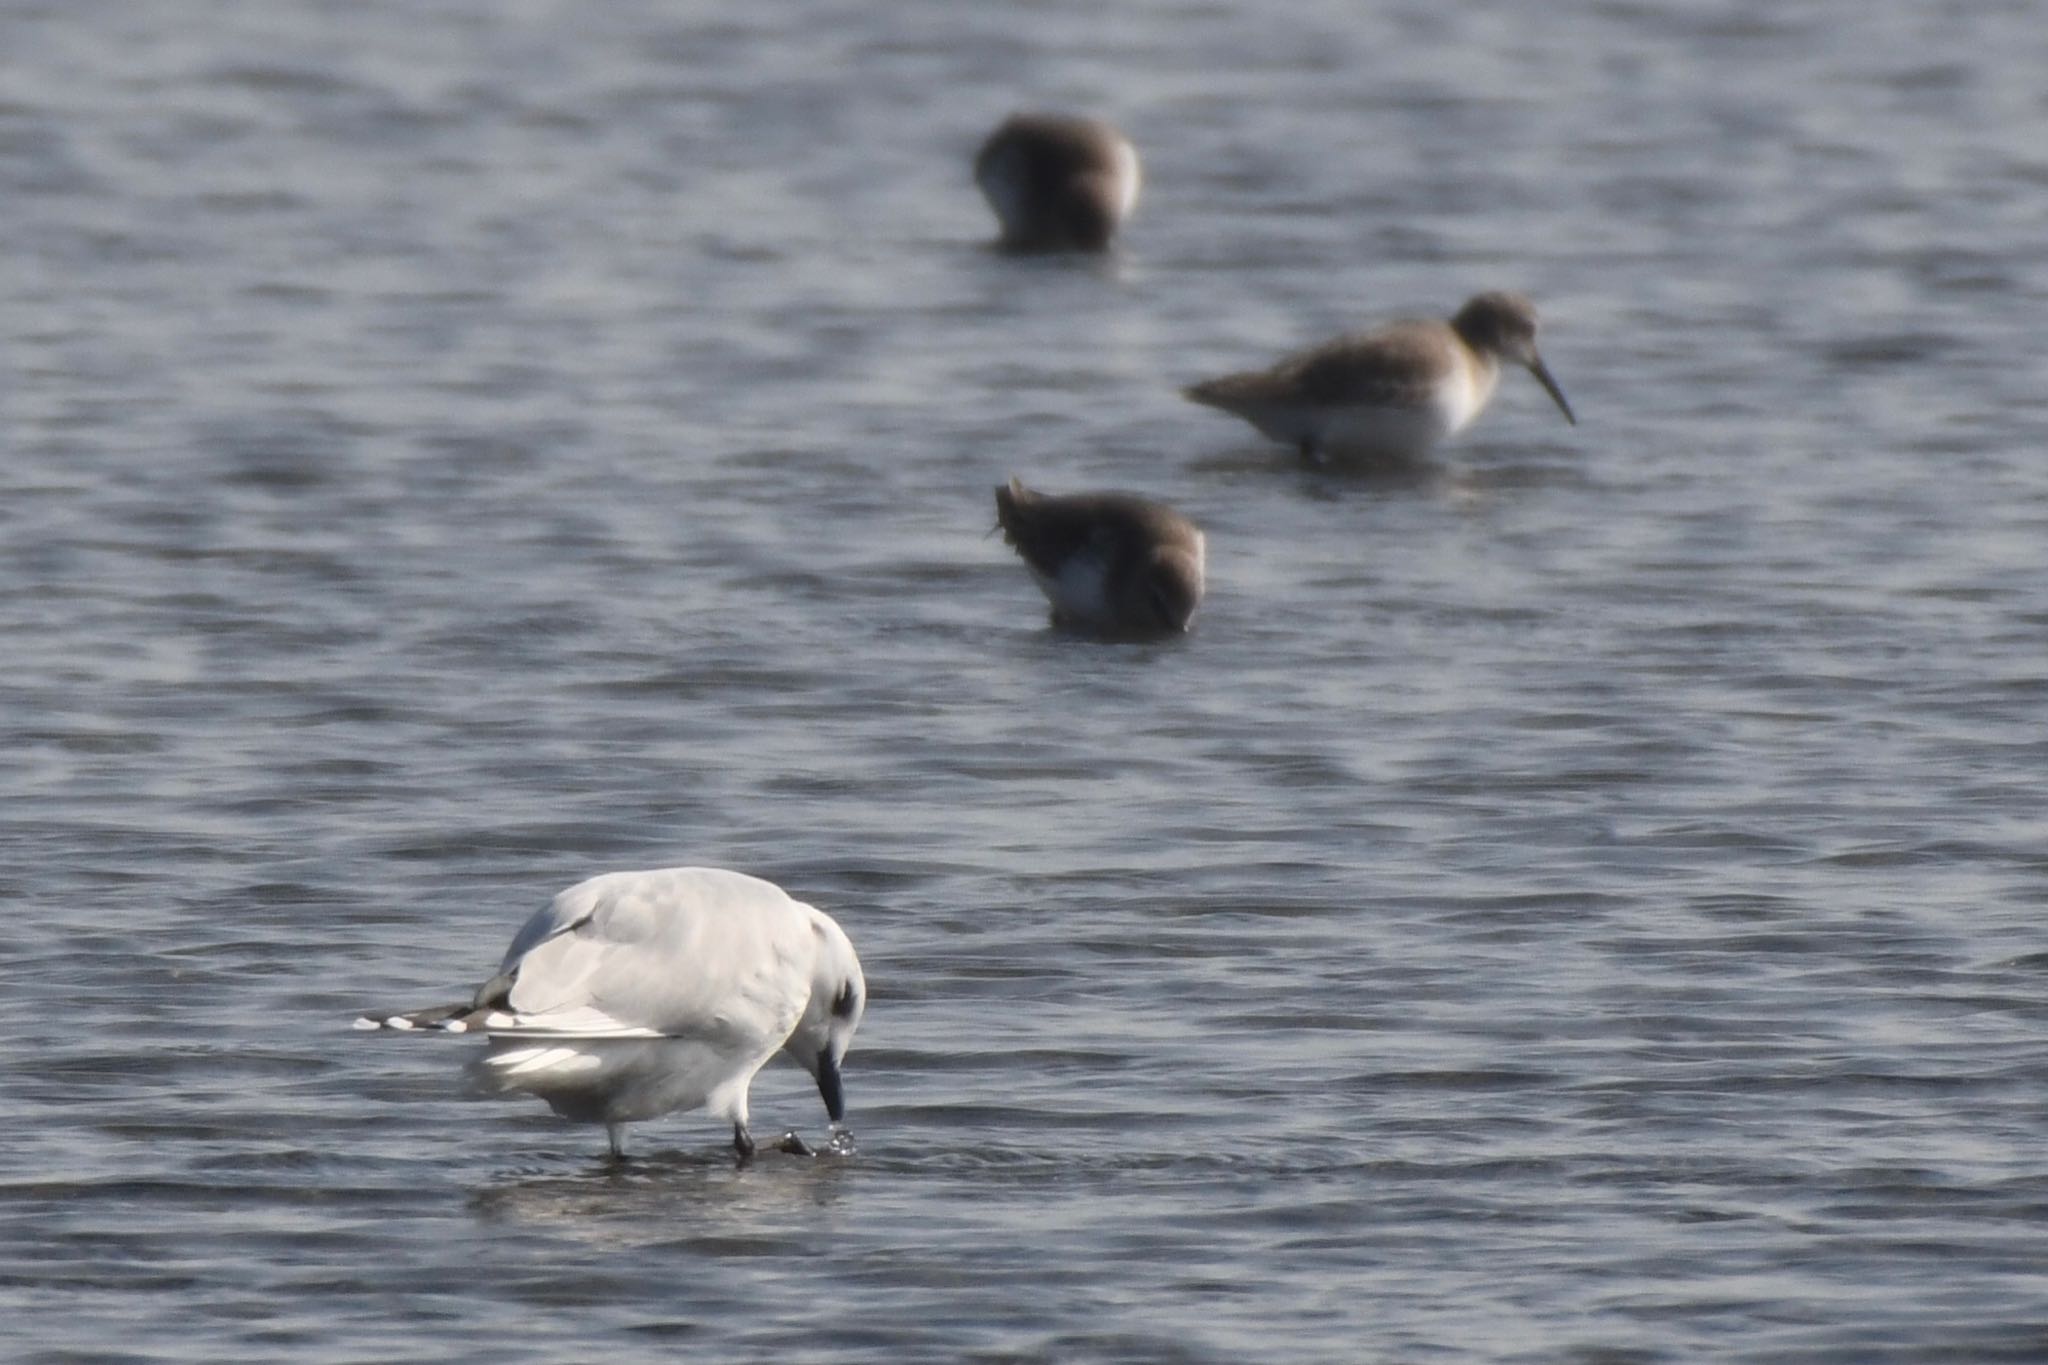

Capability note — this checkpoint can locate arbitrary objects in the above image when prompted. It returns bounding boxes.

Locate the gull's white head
[783,908,867,1124]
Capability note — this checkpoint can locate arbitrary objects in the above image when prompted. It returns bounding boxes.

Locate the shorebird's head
[1143,542,1206,634]
[786,910,866,1124]
[1060,176,1124,251]
[1453,291,1576,426]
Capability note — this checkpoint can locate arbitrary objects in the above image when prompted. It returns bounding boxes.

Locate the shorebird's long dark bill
[1529,356,1576,426]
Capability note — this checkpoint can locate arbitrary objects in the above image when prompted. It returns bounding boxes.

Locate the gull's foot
[776,1131,815,1157]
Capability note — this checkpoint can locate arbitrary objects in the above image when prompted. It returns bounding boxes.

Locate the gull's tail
[352,1001,493,1034]
[356,968,519,1034]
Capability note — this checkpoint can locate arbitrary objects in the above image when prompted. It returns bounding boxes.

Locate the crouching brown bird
[974,113,1141,253]
[994,478,1205,637]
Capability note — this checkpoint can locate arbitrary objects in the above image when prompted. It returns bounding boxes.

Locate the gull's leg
[606,1123,626,1160]
[732,1121,756,1163]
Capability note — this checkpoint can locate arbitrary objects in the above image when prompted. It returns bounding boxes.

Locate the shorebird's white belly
[1315,403,1456,460]
[1304,352,1502,461]
[1028,552,1113,626]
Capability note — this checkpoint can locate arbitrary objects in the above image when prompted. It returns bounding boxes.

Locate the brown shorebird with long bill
[1185,291,1576,465]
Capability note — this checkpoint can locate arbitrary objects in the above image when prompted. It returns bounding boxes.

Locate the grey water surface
[5,1,2048,1360]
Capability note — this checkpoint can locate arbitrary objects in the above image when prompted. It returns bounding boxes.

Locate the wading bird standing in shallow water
[995,478,1206,637]
[1184,291,1576,466]
[357,867,865,1161]
[974,113,1141,252]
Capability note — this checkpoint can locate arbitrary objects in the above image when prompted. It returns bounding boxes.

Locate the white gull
[357,866,866,1160]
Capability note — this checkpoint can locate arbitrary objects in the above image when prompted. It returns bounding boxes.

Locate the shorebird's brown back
[995,478,1106,575]
[1283,321,1461,409]
[1187,319,1458,414]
